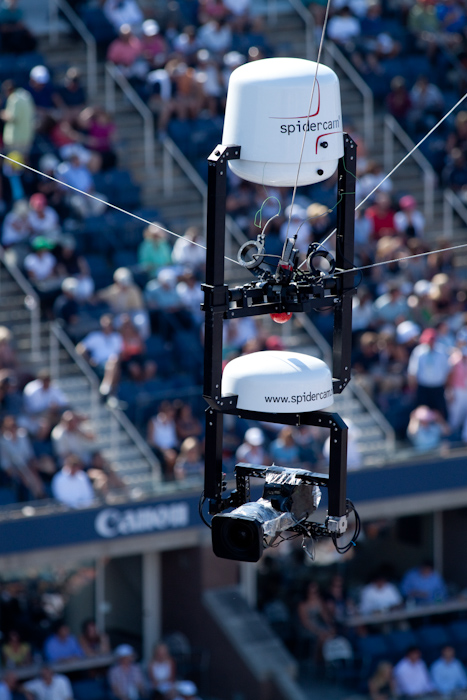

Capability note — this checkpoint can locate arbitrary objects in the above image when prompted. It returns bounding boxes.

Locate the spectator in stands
[78,619,110,658]
[431,645,467,696]
[365,193,396,241]
[408,328,451,417]
[171,226,205,273]
[23,665,74,700]
[141,19,168,70]
[236,427,269,465]
[297,582,335,661]
[400,560,447,604]
[107,24,146,81]
[77,106,117,171]
[24,236,62,296]
[138,223,173,279]
[327,6,361,47]
[270,427,301,466]
[145,269,194,342]
[195,49,224,116]
[2,199,32,264]
[2,630,31,669]
[1,80,35,158]
[103,0,143,33]
[97,268,148,337]
[174,437,204,480]
[51,410,97,466]
[27,193,61,239]
[175,403,203,443]
[86,452,125,497]
[158,62,204,135]
[409,75,444,134]
[22,369,68,438]
[394,647,434,697]
[53,67,86,119]
[51,453,95,509]
[356,161,392,203]
[407,405,451,451]
[148,642,177,698]
[53,277,82,332]
[108,644,147,700]
[44,623,85,663]
[394,195,425,240]
[55,235,94,301]
[176,271,204,325]
[447,328,467,436]
[147,402,178,458]
[197,17,232,56]
[76,314,123,397]
[368,661,396,700]
[372,282,410,326]
[0,415,47,500]
[0,670,19,700]
[55,152,107,218]
[0,327,16,373]
[118,314,156,382]
[442,148,467,199]
[26,66,56,121]
[279,204,312,251]
[359,570,403,614]
[386,76,412,129]
[0,0,36,54]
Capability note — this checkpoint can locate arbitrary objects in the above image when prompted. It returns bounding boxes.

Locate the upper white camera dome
[222,57,344,187]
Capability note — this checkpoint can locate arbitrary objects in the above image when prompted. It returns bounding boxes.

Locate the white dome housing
[222,57,344,187]
[222,350,334,414]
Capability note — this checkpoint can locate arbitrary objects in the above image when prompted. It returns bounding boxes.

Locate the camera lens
[212,513,263,562]
[228,521,254,552]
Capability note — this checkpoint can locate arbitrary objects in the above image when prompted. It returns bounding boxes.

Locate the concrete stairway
[0,261,160,490]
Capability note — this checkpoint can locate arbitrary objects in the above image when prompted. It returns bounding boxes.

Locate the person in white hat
[236,427,269,464]
[108,644,147,700]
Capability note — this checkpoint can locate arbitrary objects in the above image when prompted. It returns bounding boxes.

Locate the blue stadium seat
[0,487,16,506]
[84,253,114,289]
[386,629,418,660]
[448,621,467,661]
[415,625,451,663]
[356,634,391,676]
[72,678,108,700]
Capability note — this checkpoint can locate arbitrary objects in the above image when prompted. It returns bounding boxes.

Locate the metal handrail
[324,42,375,146]
[50,322,161,480]
[48,0,97,98]
[105,63,156,175]
[162,135,248,258]
[294,313,396,450]
[287,0,315,59]
[443,188,467,238]
[383,114,436,221]
[0,248,42,362]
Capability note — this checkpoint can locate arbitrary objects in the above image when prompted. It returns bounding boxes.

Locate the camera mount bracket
[202,136,357,545]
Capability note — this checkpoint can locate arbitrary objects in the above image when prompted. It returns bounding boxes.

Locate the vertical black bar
[203,145,240,506]
[205,408,223,500]
[333,134,356,393]
[203,147,229,400]
[328,415,348,517]
[206,147,228,288]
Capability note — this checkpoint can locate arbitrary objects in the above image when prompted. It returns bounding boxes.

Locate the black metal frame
[202,136,356,534]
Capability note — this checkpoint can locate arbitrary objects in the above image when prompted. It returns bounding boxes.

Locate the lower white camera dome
[222,350,334,414]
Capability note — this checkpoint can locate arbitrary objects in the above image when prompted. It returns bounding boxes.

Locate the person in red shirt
[365,192,396,240]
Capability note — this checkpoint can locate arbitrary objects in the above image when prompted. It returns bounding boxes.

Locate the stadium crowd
[0,0,466,698]
[0,0,465,499]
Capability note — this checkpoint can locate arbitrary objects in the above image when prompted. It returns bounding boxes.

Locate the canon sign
[94,502,190,539]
